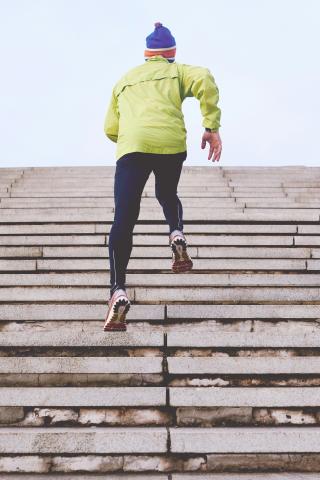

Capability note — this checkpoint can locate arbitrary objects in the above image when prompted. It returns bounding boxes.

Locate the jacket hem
[115,145,187,160]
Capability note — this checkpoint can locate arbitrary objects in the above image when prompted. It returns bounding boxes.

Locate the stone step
[0,235,106,246]
[196,247,310,258]
[0,246,309,259]
[0,331,164,347]
[0,258,307,272]
[2,303,320,321]
[0,235,298,246]
[0,259,37,271]
[0,357,162,374]
[0,223,299,235]
[0,197,239,207]
[298,225,320,234]
[14,172,223,178]
[285,188,320,192]
[167,357,320,375]
[0,329,317,348]
[0,303,164,321]
[3,356,320,376]
[4,198,320,210]
[18,171,219,176]
[9,180,279,186]
[0,246,201,258]
[167,331,320,347]
[50,246,306,258]
[295,236,320,246]
[6,198,320,209]
[246,202,320,209]
[295,195,320,201]
[0,176,21,181]
[166,304,320,319]
[235,183,320,187]
[0,319,315,337]
[170,427,320,453]
[0,205,236,213]
[0,246,42,257]
[7,190,232,197]
[33,258,307,271]
[2,286,319,303]
[1,208,319,222]
[13,174,226,180]
[232,192,288,198]
[3,247,316,260]
[172,475,320,480]
[1,388,320,408]
[169,387,320,407]
[23,169,113,174]
[10,184,230,192]
[226,165,310,169]
[0,387,166,406]
[229,187,283,192]
[2,426,318,454]
[0,224,96,234]
[10,186,231,193]
[306,260,320,270]
[134,286,320,303]
[0,476,166,480]
[1,272,319,287]
[0,427,167,453]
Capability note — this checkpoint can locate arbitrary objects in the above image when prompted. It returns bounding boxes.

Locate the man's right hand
[201,130,222,162]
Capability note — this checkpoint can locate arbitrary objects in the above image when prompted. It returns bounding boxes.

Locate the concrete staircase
[1,165,320,478]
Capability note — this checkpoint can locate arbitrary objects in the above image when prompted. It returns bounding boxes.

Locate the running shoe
[169,229,193,273]
[103,288,131,332]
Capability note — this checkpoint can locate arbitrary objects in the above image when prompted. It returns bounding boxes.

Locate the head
[145,22,176,63]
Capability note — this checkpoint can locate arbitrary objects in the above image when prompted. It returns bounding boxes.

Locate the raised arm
[179,64,222,162]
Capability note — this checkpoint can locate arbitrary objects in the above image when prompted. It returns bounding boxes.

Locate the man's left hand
[201,131,222,162]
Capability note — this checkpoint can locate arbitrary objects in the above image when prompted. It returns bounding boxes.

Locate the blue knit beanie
[145,22,176,63]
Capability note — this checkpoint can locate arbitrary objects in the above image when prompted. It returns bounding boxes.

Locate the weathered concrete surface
[168,357,320,374]
[167,331,320,347]
[172,475,320,479]
[0,476,168,480]
[1,165,320,474]
[170,428,320,453]
[0,330,164,347]
[169,388,320,407]
[0,388,166,406]
[0,427,167,453]
[0,357,163,374]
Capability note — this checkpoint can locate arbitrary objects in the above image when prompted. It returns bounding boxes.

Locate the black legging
[108,151,187,296]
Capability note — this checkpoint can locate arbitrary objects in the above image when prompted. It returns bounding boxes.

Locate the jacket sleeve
[104,88,119,143]
[179,64,221,132]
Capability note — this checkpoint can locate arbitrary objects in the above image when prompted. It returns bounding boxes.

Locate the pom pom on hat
[145,22,176,63]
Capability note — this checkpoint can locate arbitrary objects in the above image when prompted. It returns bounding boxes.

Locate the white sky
[0,0,319,167]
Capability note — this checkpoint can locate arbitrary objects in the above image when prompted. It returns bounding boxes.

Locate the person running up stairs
[103,22,222,331]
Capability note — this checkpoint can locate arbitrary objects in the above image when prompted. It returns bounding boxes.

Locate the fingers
[208,143,214,161]
[213,143,222,162]
[201,135,222,162]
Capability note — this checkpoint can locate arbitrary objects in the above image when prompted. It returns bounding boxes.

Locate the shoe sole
[171,238,193,273]
[104,297,131,332]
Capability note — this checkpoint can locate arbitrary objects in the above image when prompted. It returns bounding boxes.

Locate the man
[103,22,222,331]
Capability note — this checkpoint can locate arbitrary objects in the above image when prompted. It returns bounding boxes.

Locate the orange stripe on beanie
[144,47,176,58]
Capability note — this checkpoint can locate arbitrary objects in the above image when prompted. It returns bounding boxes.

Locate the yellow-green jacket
[104,55,221,160]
